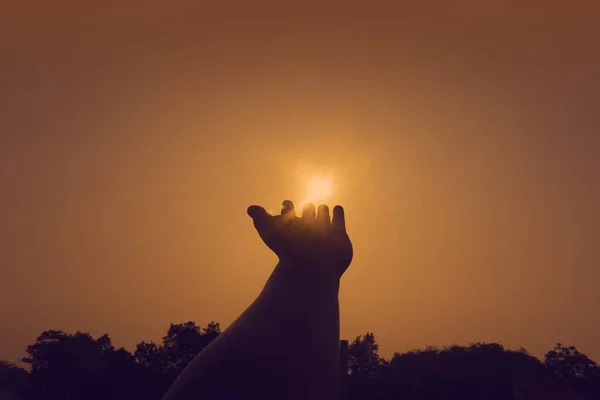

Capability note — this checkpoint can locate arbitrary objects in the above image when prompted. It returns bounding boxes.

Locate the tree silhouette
[347,333,385,400]
[134,341,164,371]
[0,361,31,399]
[348,332,382,380]
[23,330,105,400]
[545,343,600,381]
[161,321,221,378]
[3,324,600,400]
[544,343,600,398]
[373,342,549,400]
[21,330,142,400]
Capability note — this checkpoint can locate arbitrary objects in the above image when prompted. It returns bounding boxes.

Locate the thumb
[247,205,272,231]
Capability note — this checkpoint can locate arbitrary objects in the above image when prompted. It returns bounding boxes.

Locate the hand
[247,200,353,278]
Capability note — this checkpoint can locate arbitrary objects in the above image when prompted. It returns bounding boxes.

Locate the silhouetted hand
[247,200,353,278]
[163,200,351,400]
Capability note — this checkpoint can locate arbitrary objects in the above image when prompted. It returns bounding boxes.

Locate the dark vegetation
[1,322,599,399]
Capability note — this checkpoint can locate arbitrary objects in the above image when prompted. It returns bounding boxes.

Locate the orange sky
[1,1,599,366]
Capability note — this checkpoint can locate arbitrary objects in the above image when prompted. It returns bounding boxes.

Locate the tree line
[1,321,599,399]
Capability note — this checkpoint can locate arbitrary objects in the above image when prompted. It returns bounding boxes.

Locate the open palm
[247,200,353,277]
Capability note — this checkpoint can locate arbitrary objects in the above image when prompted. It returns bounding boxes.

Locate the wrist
[255,260,339,324]
[263,259,339,300]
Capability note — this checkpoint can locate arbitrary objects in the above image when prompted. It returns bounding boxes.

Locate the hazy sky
[1,1,599,366]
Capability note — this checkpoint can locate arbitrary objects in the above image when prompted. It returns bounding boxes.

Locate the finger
[302,202,316,221]
[247,205,273,231]
[317,204,331,224]
[332,205,346,232]
[281,200,296,221]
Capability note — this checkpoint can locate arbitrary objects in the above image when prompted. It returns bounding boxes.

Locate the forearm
[256,260,341,380]
[163,261,341,400]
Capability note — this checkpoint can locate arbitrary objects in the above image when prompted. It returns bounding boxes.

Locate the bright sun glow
[305,178,333,203]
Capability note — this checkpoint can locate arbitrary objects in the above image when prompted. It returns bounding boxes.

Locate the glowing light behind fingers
[306,178,333,202]
[299,175,335,209]
[293,163,340,210]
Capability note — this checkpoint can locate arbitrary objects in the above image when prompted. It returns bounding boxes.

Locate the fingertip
[281,200,295,215]
[332,205,346,231]
[333,205,344,217]
[317,204,331,223]
[247,205,267,219]
[302,202,316,220]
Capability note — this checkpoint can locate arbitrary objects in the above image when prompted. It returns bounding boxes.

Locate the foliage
[14,321,219,400]
[2,324,600,400]
[544,343,600,381]
[0,361,31,399]
[348,332,383,380]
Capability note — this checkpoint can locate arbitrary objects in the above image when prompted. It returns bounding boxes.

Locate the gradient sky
[1,1,599,366]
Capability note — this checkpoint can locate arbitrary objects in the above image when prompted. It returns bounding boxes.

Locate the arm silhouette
[163,200,353,400]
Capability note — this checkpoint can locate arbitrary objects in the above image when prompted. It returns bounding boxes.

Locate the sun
[305,178,333,203]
